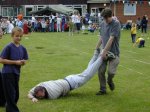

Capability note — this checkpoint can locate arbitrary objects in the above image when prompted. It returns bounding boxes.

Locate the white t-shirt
[76,15,80,23]
[29,79,70,99]
[7,23,14,33]
[32,16,36,23]
[57,18,62,24]
[71,15,76,23]
[52,15,55,20]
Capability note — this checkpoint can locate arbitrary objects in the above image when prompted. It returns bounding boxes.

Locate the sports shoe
[108,81,115,91]
[96,91,107,95]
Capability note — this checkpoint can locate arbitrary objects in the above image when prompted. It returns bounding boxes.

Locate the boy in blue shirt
[0,27,28,112]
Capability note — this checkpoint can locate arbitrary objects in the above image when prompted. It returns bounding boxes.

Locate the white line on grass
[119,65,144,75]
[121,55,150,65]
[125,50,138,54]
[134,59,150,65]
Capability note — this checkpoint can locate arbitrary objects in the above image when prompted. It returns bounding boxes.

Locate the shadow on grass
[35,47,44,49]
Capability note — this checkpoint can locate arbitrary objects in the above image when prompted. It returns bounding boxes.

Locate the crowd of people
[0,11,103,37]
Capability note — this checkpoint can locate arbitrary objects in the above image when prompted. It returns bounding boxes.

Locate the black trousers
[141,27,147,33]
[2,73,20,112]
[0,71,6,107]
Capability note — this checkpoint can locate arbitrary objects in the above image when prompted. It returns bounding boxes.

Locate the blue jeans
[62,23,65,32]
[51,22,54,32]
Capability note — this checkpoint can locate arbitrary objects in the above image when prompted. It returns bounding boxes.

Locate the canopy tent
[29,5,75,15]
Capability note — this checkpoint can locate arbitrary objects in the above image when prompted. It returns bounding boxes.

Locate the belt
[64,78,73,90]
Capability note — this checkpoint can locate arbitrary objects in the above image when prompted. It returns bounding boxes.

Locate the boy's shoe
[108,81,115,91]
[96,91,107,95]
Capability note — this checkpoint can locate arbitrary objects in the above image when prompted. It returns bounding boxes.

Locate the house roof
[29,5,74,15]
[87,0,110,3]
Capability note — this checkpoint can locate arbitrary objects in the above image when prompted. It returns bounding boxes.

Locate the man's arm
[95,38,102,49]
[101,36,114,60]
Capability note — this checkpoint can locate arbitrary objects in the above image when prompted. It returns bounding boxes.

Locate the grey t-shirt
[100,19,121,56]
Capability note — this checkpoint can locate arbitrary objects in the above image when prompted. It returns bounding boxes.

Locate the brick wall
[111,2,150,24]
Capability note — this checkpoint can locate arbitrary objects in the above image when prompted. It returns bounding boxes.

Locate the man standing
[95,8,121,95]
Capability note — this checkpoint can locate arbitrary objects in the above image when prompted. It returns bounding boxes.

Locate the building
[87,0,150,23]
[0,0,150,23]
[0,0,87,17]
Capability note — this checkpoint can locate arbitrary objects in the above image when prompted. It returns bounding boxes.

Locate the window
[2,7,13,17]
[124,3,136,16]
[2,8,7,16]
[26,7,33,16]
[37,6,45,10]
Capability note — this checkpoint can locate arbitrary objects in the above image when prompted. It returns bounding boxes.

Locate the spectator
[131,23,137,43]
[76,13,81,34]
[7,21,14,34]
[61,15,66,32]
[141,16,148,33]
[17,20,23,28]
[41,20,46,32]
[23,20,29,34]
[28,21,32,34]
[136,17,141,30]
[57,16,62,32]
[51,13,55,32]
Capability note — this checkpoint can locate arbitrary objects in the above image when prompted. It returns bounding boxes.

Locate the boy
[133,37,145,48]
[131,23,137,43]
[0,27,28,112]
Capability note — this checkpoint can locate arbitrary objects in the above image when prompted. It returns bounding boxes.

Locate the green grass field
[0,30,150,112]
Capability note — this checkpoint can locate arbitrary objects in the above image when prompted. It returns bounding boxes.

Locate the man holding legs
[28,50,116,102]
[95,8,121,95]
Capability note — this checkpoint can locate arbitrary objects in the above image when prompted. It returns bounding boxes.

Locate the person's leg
[2,73,19,112]
[0,72,6,107]
[107,56,120,91]
[59,24,61,32]
[141,27,143,33]
[131,34,134,43]
[65,55,103,89]
[87,49,100,67]
[133,34,136,43]
[145,27,147,33]
[96,61,107,95]
[52,22,54,32]
[15,75,19,104]
[57,24,59,32]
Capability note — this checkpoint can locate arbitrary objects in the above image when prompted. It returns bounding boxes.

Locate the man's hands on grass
[32,98,38,103]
